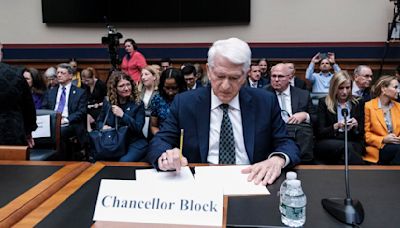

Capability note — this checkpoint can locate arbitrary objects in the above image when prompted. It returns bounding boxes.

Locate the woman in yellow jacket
[364,75,400,164]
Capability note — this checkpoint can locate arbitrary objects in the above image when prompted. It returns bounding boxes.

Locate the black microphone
[321,108,364,225]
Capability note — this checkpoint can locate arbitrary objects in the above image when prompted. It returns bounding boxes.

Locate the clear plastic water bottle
[280,179,306,227]
[279,171,297,214]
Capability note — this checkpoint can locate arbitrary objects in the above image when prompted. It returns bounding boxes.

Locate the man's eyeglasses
[271,74,289,79]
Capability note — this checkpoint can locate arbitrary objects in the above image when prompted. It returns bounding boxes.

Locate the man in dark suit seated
[182,64,203,90]
[267,63,315,124]
[352,65,373,102]
[42,63,87,160]
[286,62,308,91]
[147,38,300,186]
[245,63,267,89]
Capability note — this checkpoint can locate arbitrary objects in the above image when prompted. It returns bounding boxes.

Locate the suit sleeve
[317,98,336,138]
[364,103,384,150]
[20,75,37,134]
[121,102,145,135]
[147,95,181,168]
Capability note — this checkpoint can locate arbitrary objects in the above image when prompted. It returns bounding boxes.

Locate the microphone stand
[321,108,364,225]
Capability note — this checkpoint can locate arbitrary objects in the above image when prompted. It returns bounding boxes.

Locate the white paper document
[135,167,194,183]
[32,115,51,138]
[195,165,270,196]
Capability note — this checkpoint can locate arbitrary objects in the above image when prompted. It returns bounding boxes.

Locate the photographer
[306,52,341,93]
[121,39,147,84]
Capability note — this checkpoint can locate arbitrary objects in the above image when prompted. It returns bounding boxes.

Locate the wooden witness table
[0,161,90,227]
[8,163,400,228]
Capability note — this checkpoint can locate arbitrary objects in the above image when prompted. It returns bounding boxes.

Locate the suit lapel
[372,99,388,132]
[68,85,77,111]
[239,89,255,162]
[290,87,299,113]
[49,86,59,110]
[391,103,400,136]
[196,87,211,162]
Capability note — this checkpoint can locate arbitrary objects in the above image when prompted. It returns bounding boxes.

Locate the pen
[179,129,184,159]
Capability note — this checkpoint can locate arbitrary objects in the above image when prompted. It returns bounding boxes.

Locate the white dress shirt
[55,82,72,121]
[207,90,250,164]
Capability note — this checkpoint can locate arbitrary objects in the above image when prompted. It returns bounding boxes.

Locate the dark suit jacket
[42,84,87,143]
[267,86,316,125]
[97,99,146,143]
[294,77,308,91]
[0,63,37,145]
[316,97,365,141]
[147,87,300,168]
[245,77,268,89]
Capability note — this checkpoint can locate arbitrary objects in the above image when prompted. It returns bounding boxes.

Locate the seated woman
[23,67,47,109]
[364,75,400,164]
[315,71,365,164]
[81,67,107,131]
[138,65,159,139]
[150,68,186,135]
[97,71,148,162]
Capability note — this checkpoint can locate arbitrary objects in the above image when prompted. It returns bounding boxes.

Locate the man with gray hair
[42,63,87,160]
[148,38,300,186]
[352,65,373,102]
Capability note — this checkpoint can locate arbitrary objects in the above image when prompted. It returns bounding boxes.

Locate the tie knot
[220,104,230,112]
[62,86,66,91]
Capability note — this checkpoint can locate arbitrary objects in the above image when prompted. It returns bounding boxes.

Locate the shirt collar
[378,98,394,109]
[275,86,291,96]
[210,89,240,111]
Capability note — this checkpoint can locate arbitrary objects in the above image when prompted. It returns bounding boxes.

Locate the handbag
[89,108,128,160]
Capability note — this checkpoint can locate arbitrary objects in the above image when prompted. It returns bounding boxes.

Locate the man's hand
[311,53,321,63]
[241,156,285,186]
[327,52,336,64]
[158,148,188,171]
[26,134,35,148]
[287,112,307,124]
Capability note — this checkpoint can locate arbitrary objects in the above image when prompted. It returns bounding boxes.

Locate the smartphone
[319,53,328,60]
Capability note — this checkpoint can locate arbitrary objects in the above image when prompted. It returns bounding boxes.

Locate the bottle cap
[286,171,297,180]
[287,179,301,188]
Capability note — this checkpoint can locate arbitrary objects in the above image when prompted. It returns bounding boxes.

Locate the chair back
[0,145,28,160]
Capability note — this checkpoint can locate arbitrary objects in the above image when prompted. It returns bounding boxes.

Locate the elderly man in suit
[42,63,87,160]
[147,38,300,186]
[352,65,373,102]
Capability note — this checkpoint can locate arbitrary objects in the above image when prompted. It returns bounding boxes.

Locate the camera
[319,53,328,60]
[101,25,123,71]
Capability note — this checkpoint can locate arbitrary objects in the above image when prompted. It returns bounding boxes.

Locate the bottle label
[281,204,305,220]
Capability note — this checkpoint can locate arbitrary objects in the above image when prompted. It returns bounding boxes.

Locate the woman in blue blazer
[97,71,148,162]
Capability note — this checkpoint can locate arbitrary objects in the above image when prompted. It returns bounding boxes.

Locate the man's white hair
[207,37,251,73]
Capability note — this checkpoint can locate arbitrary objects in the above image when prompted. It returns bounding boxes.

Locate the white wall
[0,0,394,44]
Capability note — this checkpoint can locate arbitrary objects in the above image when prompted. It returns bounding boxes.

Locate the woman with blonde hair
[364,75,400,164]
[138,65,159,139]
[96,71,147,161]
[315,71,365,164]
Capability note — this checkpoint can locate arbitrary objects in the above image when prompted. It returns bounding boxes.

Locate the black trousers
[315,139,365,165]
[379,144,400,165]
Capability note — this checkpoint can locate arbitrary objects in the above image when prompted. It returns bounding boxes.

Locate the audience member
[147,38,300,186]
[97,71,148,162]
[42,63,87,160]
[160,58,172,71]
[268,63,315,124]
[286,62,308,90]
[245,63,267,88]
[69,59,82,88]
[139,65,159,139]
[306,52,341,93]
[364,75,400,164]
[81,67,107,131]
[149,68,186,135]
[315,71,365,164]
[0,62,37,147]
[352,65,373,102]
[194,63,209,87]
[23,67,47,109]
[182,64,202,90]
[121,38,147,84]
[44,67,58,89]
[258,58,270,82]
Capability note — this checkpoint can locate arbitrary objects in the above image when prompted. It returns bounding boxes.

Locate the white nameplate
[32,115,51,138]
[93,179,223,227]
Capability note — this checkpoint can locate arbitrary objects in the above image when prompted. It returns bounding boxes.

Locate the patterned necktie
[56,86,66,113]
[219,104,236,164]
[279,92,289,122]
